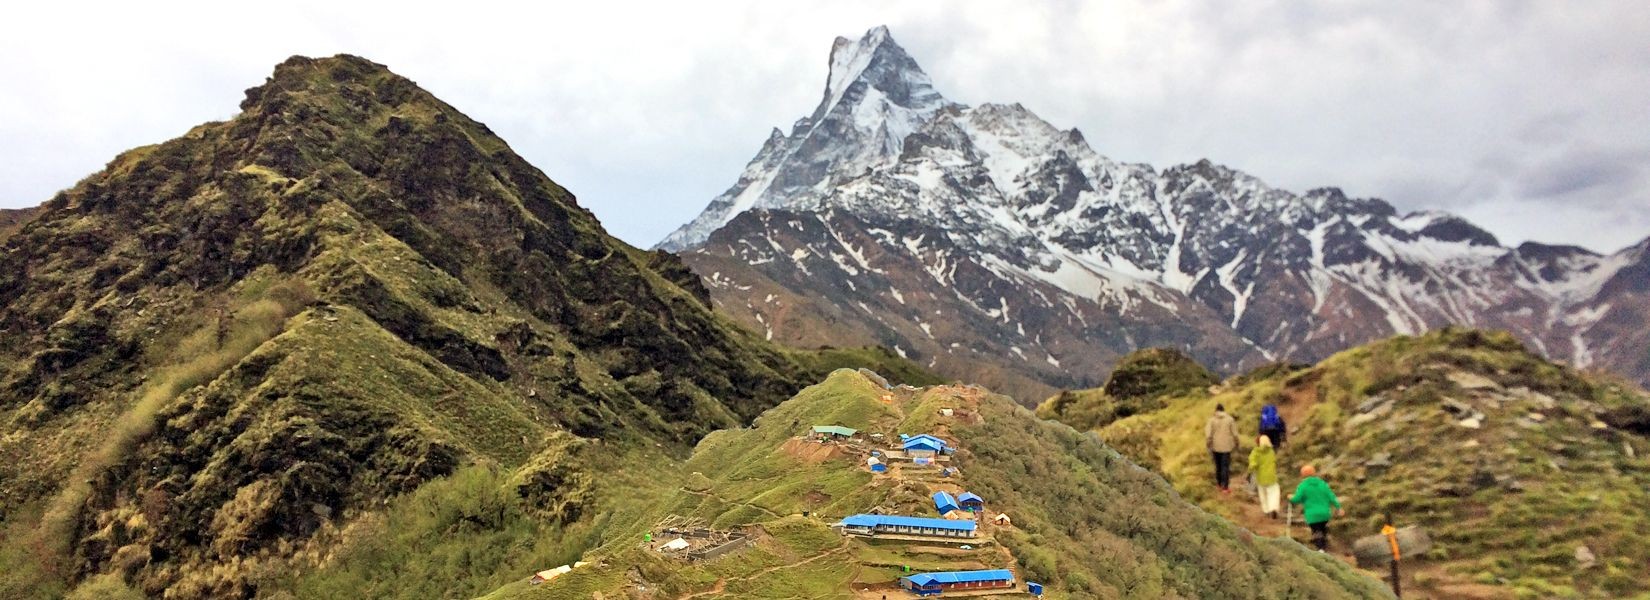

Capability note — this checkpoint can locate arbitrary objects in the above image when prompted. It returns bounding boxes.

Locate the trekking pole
[1383,512,1402,598]
[1286,502,1293,541]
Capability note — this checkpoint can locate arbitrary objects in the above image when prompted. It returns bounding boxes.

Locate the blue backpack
[1259,405,1284,431]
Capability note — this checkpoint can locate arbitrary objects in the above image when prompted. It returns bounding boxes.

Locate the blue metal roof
[933,491,958,512]
[903,434,948,447]
[902,438,946,451]
[838,514,976,531]
[958,492,983,504]
[902,569,1015,586]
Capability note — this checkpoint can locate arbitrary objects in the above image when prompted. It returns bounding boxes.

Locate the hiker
[1248,435,1281,519]
[1205,403,1239,493]
[1259,403,1287,448]
[1290,464,1344,552]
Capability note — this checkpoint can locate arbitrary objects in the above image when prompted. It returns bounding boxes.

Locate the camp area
[933,491,960,514]
[899,569,1018,597]
[901,433,953,456]
[836,514,977,540]
[527,561,588,585]
[647,518,754,562]
[813,424,860,439]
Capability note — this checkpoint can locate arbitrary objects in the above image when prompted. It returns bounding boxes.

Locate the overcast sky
[4,1,1648,252]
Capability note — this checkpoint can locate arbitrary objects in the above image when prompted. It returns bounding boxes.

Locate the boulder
[1442,398,1474,417]
[1353,526,1433,568]
[1575,545,1597,569]
[1357,395,1392,414]
[1347,410,1385,428]
[1529,392,1557,410]
[1447,371,1500,391]
[1365,452,1394,476]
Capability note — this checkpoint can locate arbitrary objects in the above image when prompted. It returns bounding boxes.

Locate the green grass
[18,272,315,594]
[1036,347,1217,430]
[1063,328,1650,598]
[794,347,947,388]
[479,369,1388,599]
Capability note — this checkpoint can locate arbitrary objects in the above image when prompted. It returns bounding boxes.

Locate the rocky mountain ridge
[665,26,1650,397]
[0,54,924,599]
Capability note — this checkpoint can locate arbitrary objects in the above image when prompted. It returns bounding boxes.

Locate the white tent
[531,565,571,584]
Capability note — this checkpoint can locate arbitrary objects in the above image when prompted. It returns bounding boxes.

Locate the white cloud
[2,0,1646,252]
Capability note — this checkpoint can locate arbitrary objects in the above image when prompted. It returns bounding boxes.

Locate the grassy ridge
[485,370,1388,599]
[1065,329,1650,598]
[1035,347,1218,431]
[0,54,954,599]
[3,272,314,598]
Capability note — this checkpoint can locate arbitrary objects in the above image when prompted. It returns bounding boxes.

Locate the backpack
[1260,405,1284,431]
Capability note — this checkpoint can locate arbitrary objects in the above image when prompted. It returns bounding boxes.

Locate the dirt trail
[1211,380,1507,599]
[678,539,850,599]
[680,487,783,519]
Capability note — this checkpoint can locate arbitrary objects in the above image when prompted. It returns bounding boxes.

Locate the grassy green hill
[1044,329,1650,598]
[0,55,933,599]
[491,369,1389,599]
[1036,347,1219,431]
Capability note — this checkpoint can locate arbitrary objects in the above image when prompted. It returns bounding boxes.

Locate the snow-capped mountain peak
[663,26,1650,390]
[822,25,894,114]
[657,26,957,251]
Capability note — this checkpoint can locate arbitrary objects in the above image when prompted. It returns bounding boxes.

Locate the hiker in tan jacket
[1206,404,1239,493]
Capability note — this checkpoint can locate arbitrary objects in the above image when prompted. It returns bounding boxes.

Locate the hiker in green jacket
[1290,464,1344,552]
[1247,435,1281,519]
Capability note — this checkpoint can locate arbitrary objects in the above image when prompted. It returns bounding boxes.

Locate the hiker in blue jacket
[1259,404,1287,449]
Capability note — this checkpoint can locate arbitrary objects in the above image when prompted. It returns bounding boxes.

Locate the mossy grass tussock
[1044,328,1650,598]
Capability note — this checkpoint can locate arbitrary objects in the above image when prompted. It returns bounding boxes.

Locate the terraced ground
[487,369,1389,599]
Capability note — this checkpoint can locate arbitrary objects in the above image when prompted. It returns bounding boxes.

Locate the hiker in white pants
[1248,435,1282,518]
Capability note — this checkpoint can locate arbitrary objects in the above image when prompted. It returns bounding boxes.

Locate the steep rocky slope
[0,205,39,243]
[482,369,1390,599]
[1048,329,1650,598]
[0,55,927,599]
[665,26,1650,399]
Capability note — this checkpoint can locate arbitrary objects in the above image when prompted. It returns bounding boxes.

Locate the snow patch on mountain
[669,25,1650,388]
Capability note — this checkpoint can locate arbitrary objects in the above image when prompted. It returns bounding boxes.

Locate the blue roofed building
[958,492,983,511]
[933,491,959,514]
[834,514,976,538]
[902,434,950,458]
[900,569,1016,596]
